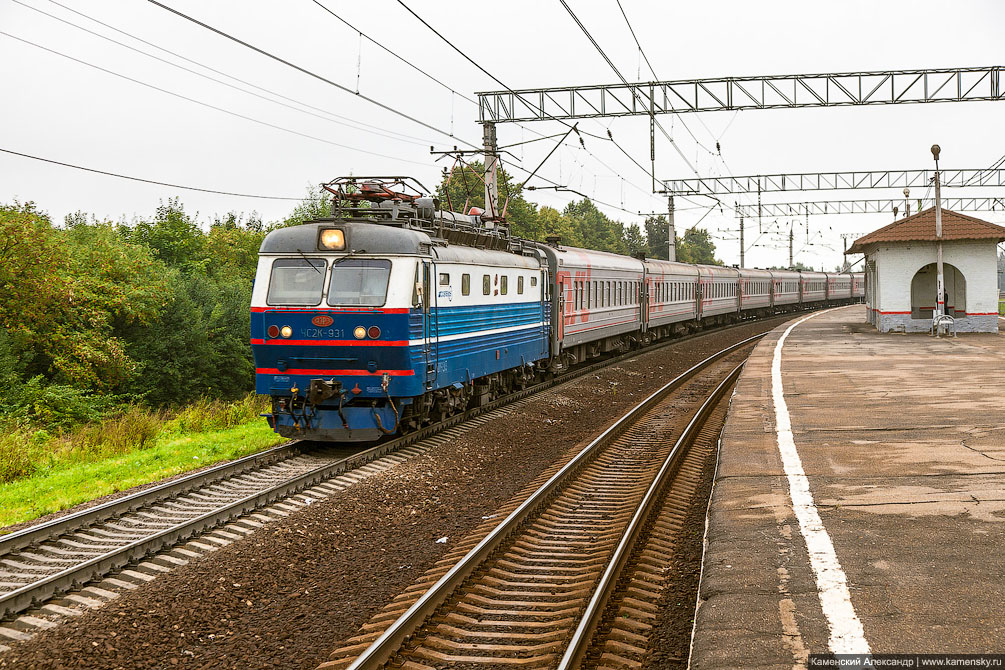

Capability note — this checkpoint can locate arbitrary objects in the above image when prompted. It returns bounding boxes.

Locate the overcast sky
[2,0,1003,270]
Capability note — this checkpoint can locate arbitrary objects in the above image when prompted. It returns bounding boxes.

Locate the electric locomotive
[251,178,550,442]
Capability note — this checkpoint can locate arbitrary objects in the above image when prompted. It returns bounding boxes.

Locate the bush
[0,376,117,430]
[171,394,267,434]
[0,431,37,483]
[70,405,164,456]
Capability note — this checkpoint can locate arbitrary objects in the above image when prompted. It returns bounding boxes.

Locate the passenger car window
[518,276,524,295]
[483,275,491,295]
[439,273,449,285]
[327,259,391,306]
[267,258,326,305]
[501,275,508,295]
[462,274,470,296]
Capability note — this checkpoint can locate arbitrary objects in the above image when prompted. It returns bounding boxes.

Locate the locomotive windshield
[328,259,392,306]
[267,258,326,305]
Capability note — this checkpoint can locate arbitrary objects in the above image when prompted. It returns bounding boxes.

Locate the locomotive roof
[259,219,433,255]
[432,244,542,268]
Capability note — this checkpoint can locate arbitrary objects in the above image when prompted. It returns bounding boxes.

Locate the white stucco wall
[863,240,999,332]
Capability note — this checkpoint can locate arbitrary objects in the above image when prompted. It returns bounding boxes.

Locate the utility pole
[933,144,946,332]
[757,179,763,233]
[482,122,499,227]
[667,195,676,261]
[840,233,857,271]
[788,220,794,269]
[739,214,745,268]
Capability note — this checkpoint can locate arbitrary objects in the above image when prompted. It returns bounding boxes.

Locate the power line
[558,0,700,178]
[307,0,479,107]
[45,0,430,145]
[145,0,479,149]
[0,147,303,200]
[613,0,713,155]
[0,30,432,165]
[305,0,654,206]
[15,0,431,147]
[392,0,664,206]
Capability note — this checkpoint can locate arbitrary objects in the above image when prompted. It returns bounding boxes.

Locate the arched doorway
[911,263,966,319]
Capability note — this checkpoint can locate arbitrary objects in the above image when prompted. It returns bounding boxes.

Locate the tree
[645,215,669,259]
[622,224,647,257]
[536,206,582,247]
[276,184,331,229]
[563,199,626,254]
[676,228,722,265]
[120,198,205,272]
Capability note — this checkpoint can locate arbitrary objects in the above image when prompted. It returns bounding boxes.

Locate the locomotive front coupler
[307,378,343,406]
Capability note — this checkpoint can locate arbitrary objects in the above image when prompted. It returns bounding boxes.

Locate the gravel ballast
[1,317,794,670]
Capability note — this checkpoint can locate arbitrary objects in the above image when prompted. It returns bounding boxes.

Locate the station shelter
[846,207,1005,333]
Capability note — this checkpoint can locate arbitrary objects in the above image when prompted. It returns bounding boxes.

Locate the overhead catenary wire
[144,0,480,149]
[306,0,660,210]
[307,0,479,107]
[144,0,656,217]
[613,0,714,156]
[558,0,701,179]
[0,30,432,166]
[13,0,432,148]
[0,147,303,200]
[392,0,667,200]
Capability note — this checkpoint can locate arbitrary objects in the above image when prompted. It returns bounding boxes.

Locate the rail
[344,333,762,669]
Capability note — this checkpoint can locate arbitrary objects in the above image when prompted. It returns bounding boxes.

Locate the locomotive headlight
[368,326,381,339]
[280,325,293,338]
[353,326,366,339]
[318,228,346,250]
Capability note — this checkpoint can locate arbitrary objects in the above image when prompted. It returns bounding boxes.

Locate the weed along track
[321,338,754,670]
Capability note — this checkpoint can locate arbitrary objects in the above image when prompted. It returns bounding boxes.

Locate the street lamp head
[931,144,941,160]
[903,187,910,198]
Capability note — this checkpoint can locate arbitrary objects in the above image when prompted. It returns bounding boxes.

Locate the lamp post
[903,187,911,218]
[932,144,945,332]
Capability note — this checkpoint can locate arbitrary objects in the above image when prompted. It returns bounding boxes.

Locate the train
[250,177,864,442]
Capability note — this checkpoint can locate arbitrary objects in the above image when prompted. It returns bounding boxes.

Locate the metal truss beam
[477,66,1003,122]
[665,168,1005,196]
[734,197,1005,217]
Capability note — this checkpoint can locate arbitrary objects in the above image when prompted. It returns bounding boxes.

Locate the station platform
[692,305,1005,667]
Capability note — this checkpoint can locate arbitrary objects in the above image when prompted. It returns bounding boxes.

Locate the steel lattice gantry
[477,66,1003,123]
[734,197,1005,217]
[664,168,1005,196]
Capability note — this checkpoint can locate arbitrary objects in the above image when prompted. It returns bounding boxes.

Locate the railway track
[0,312,792,637]
[321,335,757,670]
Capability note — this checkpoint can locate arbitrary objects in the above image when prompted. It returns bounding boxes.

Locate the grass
[999,299,1005,316]
[0,395,284,529]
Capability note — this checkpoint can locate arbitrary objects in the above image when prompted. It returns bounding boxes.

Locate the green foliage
[0,376,117,430]
[562,199,627,255]
[0,431,36,483]
[622,224,647,258]
[277,184,331,228]
[675,228,722,265]
[0,397,281,523]
[169,394,269,434]
[645,215,670,260]
[120,198,206,271]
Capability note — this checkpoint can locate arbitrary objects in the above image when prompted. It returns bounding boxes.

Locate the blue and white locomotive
[251,177,863,442]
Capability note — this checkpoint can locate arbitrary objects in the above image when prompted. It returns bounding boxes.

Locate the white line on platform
[772,310,871,655]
